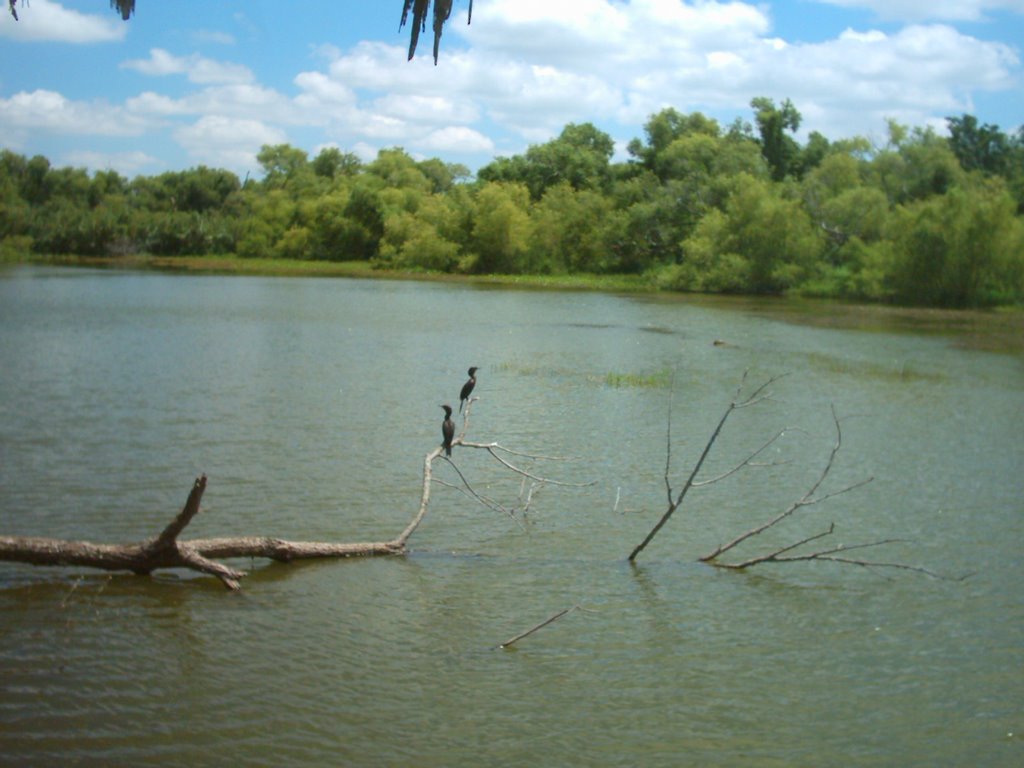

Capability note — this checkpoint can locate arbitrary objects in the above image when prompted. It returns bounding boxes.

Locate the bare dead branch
[458,441,596,488]
[715,543,946,578]
[498,605,582,649]
[631,374,936,577]
[629,372,787,562]
[434,471,528,533]
[393,443,443,548]
[701,474,874,562]
[696,401,939,577]
[152,475,206,549]
[779,556,947,578]
[692,426,799,487]
[521,482,541,515]
[700,404,873,562]
[664,366,677,505]
[487,444,583,462]
[176,545,245,591]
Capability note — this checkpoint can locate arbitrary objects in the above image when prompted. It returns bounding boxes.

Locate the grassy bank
[16,253,658,293]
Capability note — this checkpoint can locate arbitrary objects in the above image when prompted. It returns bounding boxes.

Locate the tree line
[2,99,1022,307]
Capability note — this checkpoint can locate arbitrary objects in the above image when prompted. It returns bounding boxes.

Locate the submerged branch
[629,372,787,562]
[498,605,586,649]
[700,404,869,562]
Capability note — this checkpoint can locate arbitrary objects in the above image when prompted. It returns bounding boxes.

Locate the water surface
[1,266,1021,766]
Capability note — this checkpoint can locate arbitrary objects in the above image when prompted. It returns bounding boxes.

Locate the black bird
[440,404,455,457]
[459,367,478,413]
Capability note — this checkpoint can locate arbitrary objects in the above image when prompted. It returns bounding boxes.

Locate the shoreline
[7,254,1022,354]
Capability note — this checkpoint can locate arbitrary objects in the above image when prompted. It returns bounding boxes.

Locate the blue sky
[1,0,1021,179]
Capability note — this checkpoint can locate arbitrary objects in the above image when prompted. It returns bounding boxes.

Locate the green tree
[676,173,823,293]
[886,179,1023,306]
[341,183,385,260]
[627,108,720,177]
[467,181,531,273]
[233,188,296,258]
[946,114,1011,175]
[479,123,614,200]
[305,188,351,260]
[750,97,802,182]
[416,158,469,194]
[133,167,239,213]
[528,183,617,273]
[868,122,963,205]
[797,131,831,177]
[0,151,31,240]
[257,144,311,189]
[312,147,362,180]
[378,194,462,272]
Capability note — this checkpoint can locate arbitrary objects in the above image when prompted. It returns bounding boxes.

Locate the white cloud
[174,115,286,171]
[0,89,147,136]
[122,48,254,85]
[418,126,495,154]
[813,0,1024,22]
[308,1,1019,148]
[63,149,160,177]
[294,71,357,106]
[351,142,379,163]
[193,29,236,46]
[745,24,1021,137]
[125,83,299,126]
[0,0,124,43]
[125,91,186,116]
[371,94,480,125]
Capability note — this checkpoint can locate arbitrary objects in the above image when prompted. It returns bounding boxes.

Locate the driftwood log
[0,416,458,590]
[0,472,413,591]
[0,398,590,589]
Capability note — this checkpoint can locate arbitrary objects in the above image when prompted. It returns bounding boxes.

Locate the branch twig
[498,605,589,649]
[629,372,786,561]
[700,404,872,563]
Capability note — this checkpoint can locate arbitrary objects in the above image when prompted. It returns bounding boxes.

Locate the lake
[1,265,1021,766]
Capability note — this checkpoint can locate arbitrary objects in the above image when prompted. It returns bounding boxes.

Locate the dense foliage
[3,99,1022,307]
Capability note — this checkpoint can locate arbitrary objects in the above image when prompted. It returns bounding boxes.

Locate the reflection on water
[1,266,1022,766]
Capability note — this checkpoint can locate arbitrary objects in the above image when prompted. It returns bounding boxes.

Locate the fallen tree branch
[0,475,405,590]
[0,396,590,589]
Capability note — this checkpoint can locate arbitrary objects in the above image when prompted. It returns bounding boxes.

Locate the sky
[1,0,1022,179]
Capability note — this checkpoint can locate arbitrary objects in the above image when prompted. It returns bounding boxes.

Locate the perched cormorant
[440,404,455,457]
[459,367,478,412]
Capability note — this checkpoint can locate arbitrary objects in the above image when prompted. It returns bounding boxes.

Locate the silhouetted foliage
[9,1,466,63]
[400,0,473,63]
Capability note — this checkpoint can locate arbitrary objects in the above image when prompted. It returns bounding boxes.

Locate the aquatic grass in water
[599,368,673,388]
[805,352,945,383]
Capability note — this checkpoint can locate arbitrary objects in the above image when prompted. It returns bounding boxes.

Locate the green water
[1,266,1021,766]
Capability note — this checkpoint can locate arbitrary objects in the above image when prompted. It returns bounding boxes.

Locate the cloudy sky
[1,0,1021,179]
